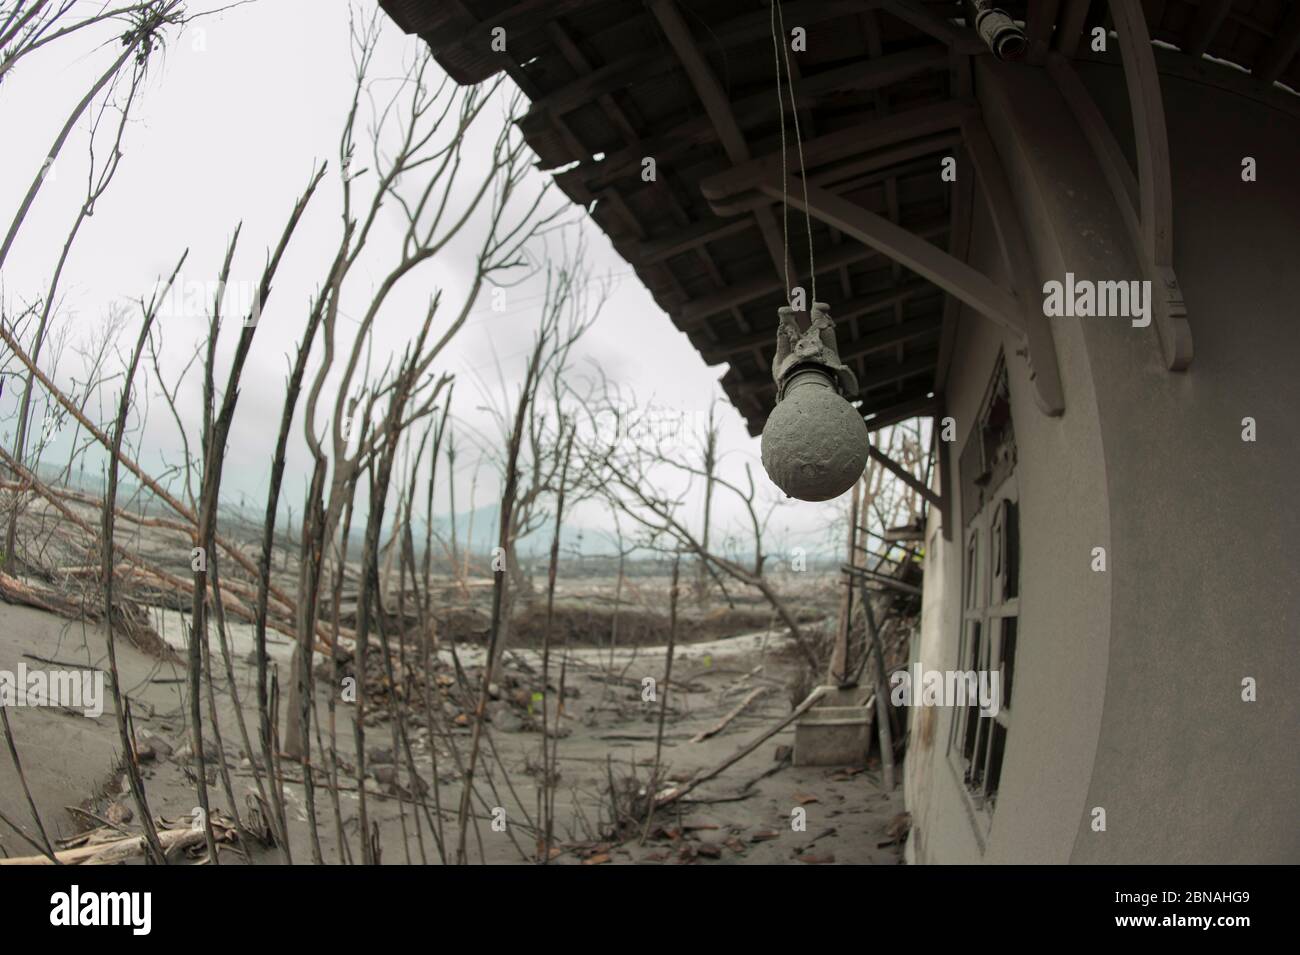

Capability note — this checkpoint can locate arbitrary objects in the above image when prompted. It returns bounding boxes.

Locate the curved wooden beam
[763,179,1023,334]
[1048,47,1193,370]
[1108,0,1192,370]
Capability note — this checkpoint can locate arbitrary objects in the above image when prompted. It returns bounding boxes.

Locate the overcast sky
[0,0,848,559]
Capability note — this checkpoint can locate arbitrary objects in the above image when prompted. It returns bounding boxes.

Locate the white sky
[0,0,849,559]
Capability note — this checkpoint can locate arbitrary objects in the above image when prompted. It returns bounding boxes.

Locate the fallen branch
[690,686,769,743]
[0,818,236,866]
[653,686,826,809]
[0,321,299,617]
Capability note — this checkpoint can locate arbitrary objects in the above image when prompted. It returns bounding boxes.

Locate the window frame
[948,356,1020,832]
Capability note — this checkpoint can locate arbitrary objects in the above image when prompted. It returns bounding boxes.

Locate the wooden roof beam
[701,100,975,204]
[1255,5,1300,85]
[648,0,746,161]
[762,179,1023,337]
[703,135,961,218]
[677,215,948,326]
[934,144,973,393]
[1026,0,1062,65]
[1046,52,1199,374]
[1108,0,1193,369]
[839,311,943,362]
[861,391,939,432]
[857,350,940,391]
[628,217,753,266]
[521,1,878,124]
[868,441,939,509]
[881,0,984,54]
[699,284,939,362]
[1054,0,1093,59]
[547,12,753,336]
[421,0,607,66]
[556,46,950,194]
[738,349,937,397]
[647,0,788,283]
[1184,0,1233,60]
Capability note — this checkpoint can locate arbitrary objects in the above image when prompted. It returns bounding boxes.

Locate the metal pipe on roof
[968,0,1028,61]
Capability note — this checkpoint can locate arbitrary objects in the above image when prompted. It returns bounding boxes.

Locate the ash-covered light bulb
[760,302,869,502]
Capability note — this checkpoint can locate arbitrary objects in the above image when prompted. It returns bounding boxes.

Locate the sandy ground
[0,601,194,849]
[1,596,905,865]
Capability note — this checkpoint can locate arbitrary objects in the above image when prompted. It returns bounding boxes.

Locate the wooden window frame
[949,356,1020,828]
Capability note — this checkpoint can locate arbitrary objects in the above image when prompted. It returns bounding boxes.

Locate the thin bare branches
[101,248,187,866]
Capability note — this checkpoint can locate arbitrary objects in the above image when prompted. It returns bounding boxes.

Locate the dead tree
[474,244,608,648]
[580,392,818,669]
[0,2,185,268]
[99,253,186,865]
[2,6,166,562]
[273,11,563,863]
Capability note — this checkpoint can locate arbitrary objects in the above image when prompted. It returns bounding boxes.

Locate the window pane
[986,722,1008,798]
[1001,616,1017,710]
[1005,498,1020,600]
[962,624,982,760]
[964,531,978,609]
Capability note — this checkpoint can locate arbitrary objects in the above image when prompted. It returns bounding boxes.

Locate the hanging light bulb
[760,302,870,502]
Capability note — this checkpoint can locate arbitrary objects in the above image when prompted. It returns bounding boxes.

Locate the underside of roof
[378,0,1300,435]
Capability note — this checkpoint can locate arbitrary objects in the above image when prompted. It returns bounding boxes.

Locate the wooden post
[862,588,896,791]
[830,475,863,685]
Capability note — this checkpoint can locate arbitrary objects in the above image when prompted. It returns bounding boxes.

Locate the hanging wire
[770,0,790,304]
[770,0,817,306]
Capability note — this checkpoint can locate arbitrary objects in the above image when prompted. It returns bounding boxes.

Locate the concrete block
[793,686,874,767]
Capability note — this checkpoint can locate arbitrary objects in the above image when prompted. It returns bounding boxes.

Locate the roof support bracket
[1109,0,1192,369]
[759,175,1064,417]
[1047,43,1193,370]
[761,179,1021,332]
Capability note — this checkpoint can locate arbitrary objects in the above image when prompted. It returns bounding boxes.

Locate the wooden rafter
[699,282,937,362]
[935,398,953,540]
[763,180,1024,337]
[738,349,937,397]
[647,0,788,282]
[630,218,752,266]
[1110,2,1171,267]
[1026,0,1062,65]
[383,0,1284,442]
[1102,1,1193,368]
[519,1,875,127]
[706,133,963,217]
[560,45,949,196]
[881,0,983,54]
[1054,0,1093,59]
[840,311,943,362]
[1255,5,1300,86]
[859,388,937,431]
[934,142,973,394]
[1046,52,1192,370]
[678,216,948,326]
[701,99,975,204]
[868,441,940,509]
[1184,0,1233,60]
